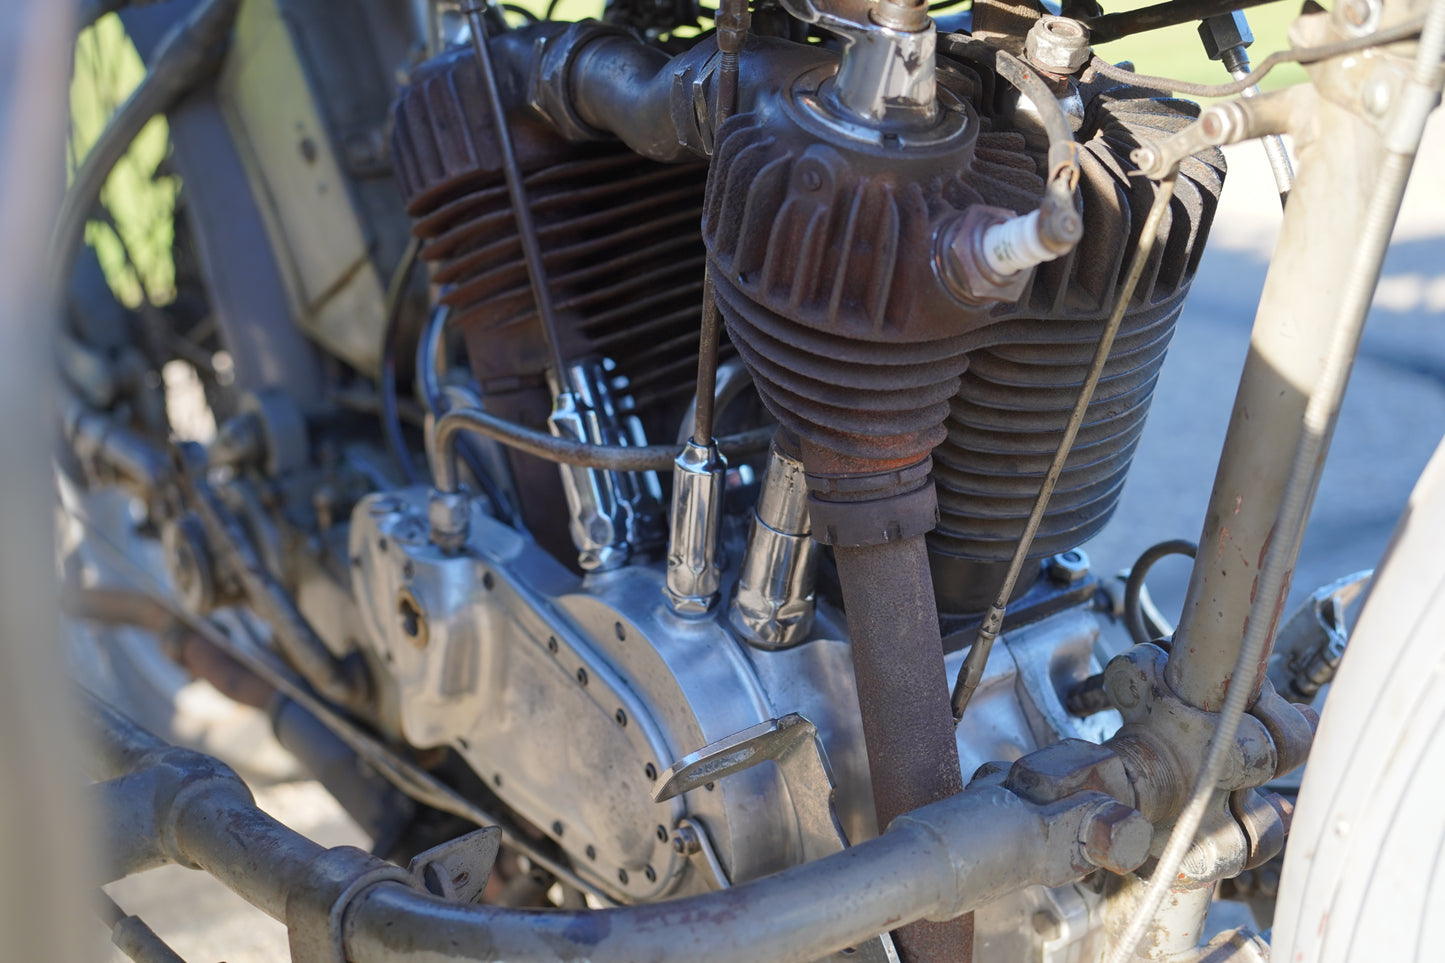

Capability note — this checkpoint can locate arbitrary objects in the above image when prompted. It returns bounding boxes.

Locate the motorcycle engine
[351,6,1224,955]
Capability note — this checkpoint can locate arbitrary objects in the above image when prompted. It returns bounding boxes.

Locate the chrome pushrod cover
[731,442,817,648]
[549,358,664,572]
[665,438,727,615]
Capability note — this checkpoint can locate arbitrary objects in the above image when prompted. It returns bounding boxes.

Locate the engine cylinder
[391,44,714,561]
[928,90,1225,611]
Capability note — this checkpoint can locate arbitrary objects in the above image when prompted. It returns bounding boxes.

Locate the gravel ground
[95,110,1445,963]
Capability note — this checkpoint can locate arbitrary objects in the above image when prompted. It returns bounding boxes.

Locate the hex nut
[936,207,1032,306]
[428,490,470,553]
[1197,11,1254,61]
[1047,549,1090,585]
[1024,16,1091,74]
[1081,801,1152,874]
[1005,739,1130,804]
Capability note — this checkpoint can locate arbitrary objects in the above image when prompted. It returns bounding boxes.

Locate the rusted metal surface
[94,687,1142,963]
[831,534,973,962]
[704,98,1042,469]
[928,89,1225,585]
[391,44,718,561]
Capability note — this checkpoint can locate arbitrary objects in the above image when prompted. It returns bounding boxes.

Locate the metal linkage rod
[461,1,569,380]
[1084,0,1284,45]
[430,405,774,491]
[691,276,723,446]
[95,892,190,963]
[951,174,1180,723]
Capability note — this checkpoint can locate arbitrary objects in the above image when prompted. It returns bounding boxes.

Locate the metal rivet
[618,869,629,885]
[644,865,656,883]
[577,667,589,687]
[656,825,668,843]
[614,622,626,641]
[482,571,495,590]
[547,636,559,654]
[645,762,657,781]
[616,708,628,727]
[704,781,715,791]
[552,821,565,837]
[585,845,597,861]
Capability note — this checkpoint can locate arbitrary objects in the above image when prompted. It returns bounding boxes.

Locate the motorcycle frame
[4,0,1441,960]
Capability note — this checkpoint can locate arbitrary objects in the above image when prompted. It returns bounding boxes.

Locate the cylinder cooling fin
[929,89,1226,583]
[391,45,718,561]
[390,31,1225,609]
[392,45,716,437]
[700,54,1224,607]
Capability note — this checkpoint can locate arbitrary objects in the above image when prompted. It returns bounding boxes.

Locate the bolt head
[673,826,702,855]
[1362,73,1393,118]
[1082,801,1152,874]
[1047,549,1090,585]
[1025,16,1092,74]
[428,490,470,553]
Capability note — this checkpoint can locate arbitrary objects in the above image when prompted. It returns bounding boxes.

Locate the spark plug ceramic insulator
[978,209,1061,277]
[939,191,1084,305]
[665,439,727,616]
[730,442,817,649]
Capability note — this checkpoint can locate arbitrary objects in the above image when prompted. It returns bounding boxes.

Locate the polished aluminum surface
[664,438,726,615]
[730,443,817,648]
[779,0,938,125]
[353,479,1126,952]
[547,358,665,572]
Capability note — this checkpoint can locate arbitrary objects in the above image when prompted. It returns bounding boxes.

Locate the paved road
[1085,112,1445,646]
[98,111,1445,963]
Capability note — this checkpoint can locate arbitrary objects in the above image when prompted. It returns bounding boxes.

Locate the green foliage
[1100,0,1311,94]
[69,13,178,309]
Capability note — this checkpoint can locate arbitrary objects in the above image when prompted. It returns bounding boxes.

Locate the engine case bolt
[672,825,702,855]
[427,489,470,554]
[1047,549,1090,585]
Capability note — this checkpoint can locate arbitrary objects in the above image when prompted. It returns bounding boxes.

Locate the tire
[1271,434,1445,962]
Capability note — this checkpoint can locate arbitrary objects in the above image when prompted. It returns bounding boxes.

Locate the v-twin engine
[353,10,1224,957]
